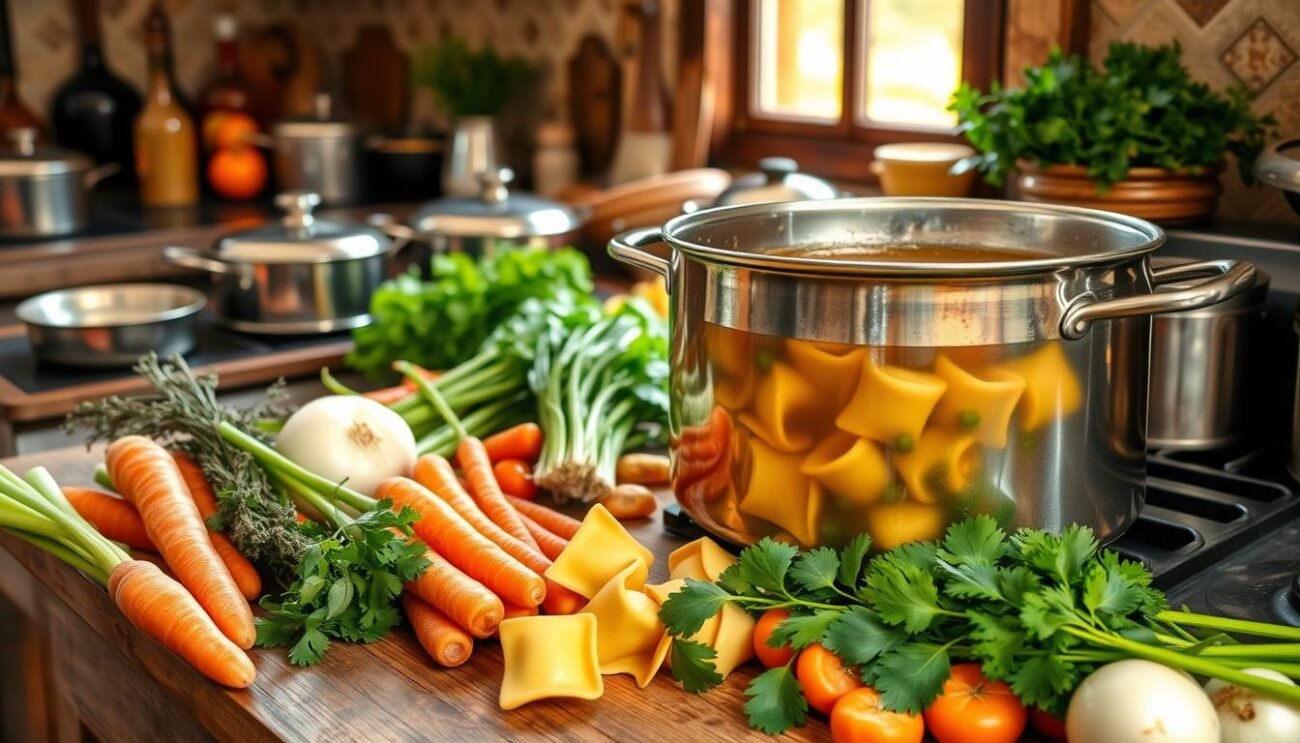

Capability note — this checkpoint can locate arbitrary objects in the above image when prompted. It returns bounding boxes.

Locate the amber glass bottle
[0,0,43,139]
[134,3,198,207]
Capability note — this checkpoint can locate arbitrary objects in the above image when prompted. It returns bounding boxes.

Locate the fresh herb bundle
[950,42,1275,188]
[255,504,431,665]
[413,36,535,117]
[347,247,593,382]
[660,517,1300,734]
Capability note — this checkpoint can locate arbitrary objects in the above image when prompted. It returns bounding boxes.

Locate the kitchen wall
[1089,0,1300,224]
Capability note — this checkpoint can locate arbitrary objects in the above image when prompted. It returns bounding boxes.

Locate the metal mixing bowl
[16,283,207,367]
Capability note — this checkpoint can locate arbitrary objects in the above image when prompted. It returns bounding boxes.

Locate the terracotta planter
[1015,161,1222,225]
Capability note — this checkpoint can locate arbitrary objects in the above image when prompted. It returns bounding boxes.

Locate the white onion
[276,395,416,496]
[1066,659,1219,743]
[1206,668,1300,743]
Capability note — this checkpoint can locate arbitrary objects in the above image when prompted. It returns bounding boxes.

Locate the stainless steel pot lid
[271,93,361,139]
[16,283,207,329]
[214,191,389,263]
[660,197,1165,277]
[1152,256,1268,313]
[409,168,584,238]
[711,157,839,207]
[0,128,93,177]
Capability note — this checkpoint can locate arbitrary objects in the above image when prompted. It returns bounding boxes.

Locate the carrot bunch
[0,461,255,688]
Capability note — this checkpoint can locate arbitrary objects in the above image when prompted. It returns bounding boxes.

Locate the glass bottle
[134,2,197,207]
[0,0,43,139]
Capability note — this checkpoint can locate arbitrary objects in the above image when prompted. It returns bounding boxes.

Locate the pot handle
[367,213,419,254]
[163,246,246,276]
[83,162,120,189]
[1059,259,1257,339]
[608,227,671,288]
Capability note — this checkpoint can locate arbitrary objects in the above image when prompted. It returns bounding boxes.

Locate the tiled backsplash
[1089,0,1300,224]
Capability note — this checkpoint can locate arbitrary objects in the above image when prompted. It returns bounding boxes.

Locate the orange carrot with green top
[401,541,503,639]
[402,593,473,668]
[171,452,262,601]
[61,486,155,551]
[457,437,537,549]
[375,476,545,608]
[412,454,585,615]
[516,511,569,561]
[106,436,255,649]
[482,423,543,463]
[505,495,582,540]
[109,560,256,687]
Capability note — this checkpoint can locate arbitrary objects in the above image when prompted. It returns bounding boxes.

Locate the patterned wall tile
[1221,17,1297,92]
[1174,0,1232,26]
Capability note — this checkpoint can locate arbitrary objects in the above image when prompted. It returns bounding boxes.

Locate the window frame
[719,0,1004,181]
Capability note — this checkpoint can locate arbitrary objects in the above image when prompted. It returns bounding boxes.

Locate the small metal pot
[367,129,443,201]
[17,283,205,367]
[611,198,1255,549]
[1147,257,1270,450]
[260,95,365,206]
[165,191,397,334]
[681,157,839,213]
[378,167,587,257]
[0,128,116,238]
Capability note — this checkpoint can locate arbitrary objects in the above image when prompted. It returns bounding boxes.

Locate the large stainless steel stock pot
[610,198,1256,550]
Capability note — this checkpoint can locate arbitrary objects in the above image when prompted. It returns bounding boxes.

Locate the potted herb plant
[414,38,535,197]
[950,43,1275,224]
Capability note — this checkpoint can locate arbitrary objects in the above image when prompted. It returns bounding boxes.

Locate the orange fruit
[203,111,259,151]
[208,146,268,200]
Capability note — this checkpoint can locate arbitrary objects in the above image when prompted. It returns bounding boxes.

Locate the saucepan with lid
[610,198,1256,550]
[0,128,117,238]
[165,191,402,334]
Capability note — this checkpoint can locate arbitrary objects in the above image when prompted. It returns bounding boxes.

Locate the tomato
[752,609,795,668]
[207,146,267,200]
[923,664,1027,743]
[203,111,259,151]
[1029,707,1067,742]
[797,643,862,714]
[830,687,924,743]
[493,459,537,500]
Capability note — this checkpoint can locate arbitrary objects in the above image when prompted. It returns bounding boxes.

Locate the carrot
[412,455,585,615]
[504,495,582,540]
[375,477,545,608]
[61,486,156,551]
[106,436,255,649]
[457,437,538,548]
[402,593,473,668]
[493,459,537,501]
[502,601,539,621]
[516,511,569,561]
[401,541,504,639]
[171,452,262,601]
[363,384,411,405]
[108,560,256,688]
[482,423,543,463]
[603,483,658,520]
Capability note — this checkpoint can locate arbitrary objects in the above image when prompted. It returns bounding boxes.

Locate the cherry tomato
[830,687,924,743]
[797,643,862,714]
[493,459,537,501]
[1029,707,1067,743]
[207,146,267,200]
[752,609,795,668]
[923,664,1027,743]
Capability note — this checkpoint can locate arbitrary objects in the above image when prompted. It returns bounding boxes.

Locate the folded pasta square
[668,537,737,581]
[737,437,823,546]
[989,342,1082,432]
[836,358,948,446]
[893,429,980,504]
[582,562,672,688]
[545,504,655,599]
[647,578,756,678]
[498,614,604,710]
[800,430,890,505]
[931,354,1025,447]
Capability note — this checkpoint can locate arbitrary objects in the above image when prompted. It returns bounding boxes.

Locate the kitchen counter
[0,445,811,743]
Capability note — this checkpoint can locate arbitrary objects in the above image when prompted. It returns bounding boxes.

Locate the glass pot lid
[410,168,585,239]
[213,191,389,263]
[660,197,1166,277]
[0,128,94,177]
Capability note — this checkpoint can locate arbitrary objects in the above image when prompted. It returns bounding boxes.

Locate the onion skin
[1206,668,1300,743]
[276,396,417,496]
[1066,659,1219,743]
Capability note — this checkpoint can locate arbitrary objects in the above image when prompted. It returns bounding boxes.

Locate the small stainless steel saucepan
[0,128,118,238]
[17,283,206,366]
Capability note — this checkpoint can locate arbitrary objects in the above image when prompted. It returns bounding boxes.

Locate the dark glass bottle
[198,12,257,125]
[50,0,143,183]
[0,0,44,140]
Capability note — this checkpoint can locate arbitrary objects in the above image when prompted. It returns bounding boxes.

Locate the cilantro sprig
[255,503,430,665]
[659,517,1300,734]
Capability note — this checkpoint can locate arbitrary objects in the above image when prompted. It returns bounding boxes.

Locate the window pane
[860,0,964,127]
[753,0,844,121]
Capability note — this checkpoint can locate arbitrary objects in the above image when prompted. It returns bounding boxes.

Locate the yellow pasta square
[582,563,672,688]
[751,361,820,452]
[498,614,604,710]
[668,537,738,582]
[646,579,756,678]
[990,342,1082,432]
[931,354,1025,447]
[893,429,980,504]
[784,339,866,408]
[737,437,823,546]
[801,430,890,505]
[863,500,946,552]
[546,504,655,599]
[836,358,948,446]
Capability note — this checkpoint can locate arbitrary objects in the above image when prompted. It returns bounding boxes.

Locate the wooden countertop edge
[0,341,352,423]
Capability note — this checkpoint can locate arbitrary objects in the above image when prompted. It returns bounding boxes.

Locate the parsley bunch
[661,517,1300,734]
[951,42,1275,189]
[255,504,430,666]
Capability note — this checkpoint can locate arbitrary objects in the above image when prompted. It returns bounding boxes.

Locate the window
[725,0,1001,180]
